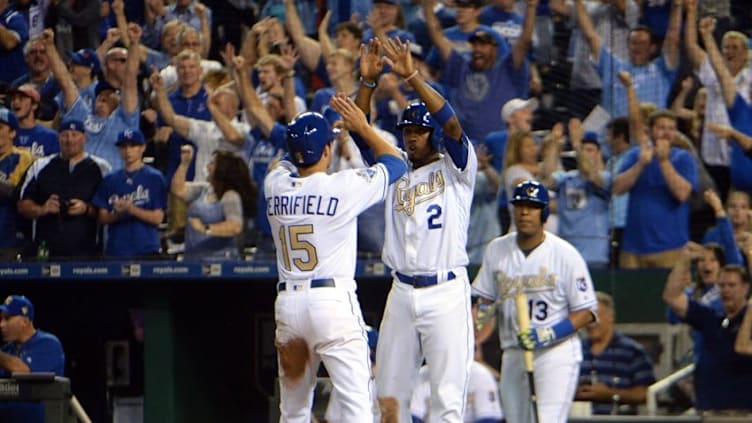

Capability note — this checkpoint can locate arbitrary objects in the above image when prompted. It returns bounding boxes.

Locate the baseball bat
[516,292,541,423]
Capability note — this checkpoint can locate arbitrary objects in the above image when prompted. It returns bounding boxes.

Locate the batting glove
[517,319,575,350]
[475,302,496,331]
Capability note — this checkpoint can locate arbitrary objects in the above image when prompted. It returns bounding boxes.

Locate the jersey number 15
[278,224,319,271]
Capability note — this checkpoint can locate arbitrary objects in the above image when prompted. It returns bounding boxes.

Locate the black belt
[277,278,336,292]
[395,271,456,288]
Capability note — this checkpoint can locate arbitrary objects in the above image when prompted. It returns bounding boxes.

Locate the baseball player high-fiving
[472,180,598,423]
[353,38,477,422]
[267,94,406,422]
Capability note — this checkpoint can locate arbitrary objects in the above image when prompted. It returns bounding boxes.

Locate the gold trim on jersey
[393,170,445,216]
[494,267,557,300]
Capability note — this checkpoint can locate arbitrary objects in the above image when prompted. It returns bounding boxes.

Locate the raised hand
[654,138,671,161]
[638,142,654,165]
[704,189,724,214]
[194,2,207,20]
[698,16,715,36]
[618,70,632,87]
[329,92,370,134]
[568,118,584,149]
[180,144,194,166]
[127,22,142,43]
[105,27,122,45]
[278,43,299,72]
[149,69,164,92]
[381,37,415,79]
[41,28,55,46]
[359,38,384,82]
[220,42,236,68]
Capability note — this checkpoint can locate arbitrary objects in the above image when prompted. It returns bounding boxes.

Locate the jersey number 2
[427,204,442,229]
[278,224,319,271]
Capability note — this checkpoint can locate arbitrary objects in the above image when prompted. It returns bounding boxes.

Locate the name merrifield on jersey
[266,194,340,217]
[495,267,558,299]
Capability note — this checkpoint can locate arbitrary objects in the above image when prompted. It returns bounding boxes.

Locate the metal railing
[646,364,695,416]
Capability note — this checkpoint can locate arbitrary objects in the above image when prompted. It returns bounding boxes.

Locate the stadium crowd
[1,0,752,420]
[0,0,750,266]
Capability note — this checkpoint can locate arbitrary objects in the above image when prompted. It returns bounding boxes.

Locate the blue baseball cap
[286,112,335,166]
[0,106,18,131]
[95,79,117,98]
[70,48,100,75]
[582,131,600,146]
[59,118,86,133]
[0,295,34,320]
[469,29,501,46]
[116,129,145,146]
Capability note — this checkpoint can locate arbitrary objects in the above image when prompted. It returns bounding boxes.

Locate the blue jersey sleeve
[443,132,470,170]
[350,124,377,166]
[377,154,407,184]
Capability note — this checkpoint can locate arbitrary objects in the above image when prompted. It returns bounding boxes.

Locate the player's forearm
[569,308,595,331]
[409,74,462,140]
[0,352,31,374]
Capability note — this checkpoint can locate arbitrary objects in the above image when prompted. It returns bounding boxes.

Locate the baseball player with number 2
[267,94,407,422]
[472,180,598,423]
[352,37,477,422]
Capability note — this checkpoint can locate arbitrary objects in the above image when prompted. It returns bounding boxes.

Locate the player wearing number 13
[472,180,597,423]
[265,95,407,423]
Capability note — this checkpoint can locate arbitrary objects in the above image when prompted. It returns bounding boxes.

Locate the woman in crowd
[171,145,257,260]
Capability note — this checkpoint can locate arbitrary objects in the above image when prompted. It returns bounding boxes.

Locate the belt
[277,278,335,292]
[395,271,456,288]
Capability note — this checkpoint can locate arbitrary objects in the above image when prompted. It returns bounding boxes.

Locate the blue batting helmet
[286,112,335,166]
[510,180,549,222]
[396,101,441,150]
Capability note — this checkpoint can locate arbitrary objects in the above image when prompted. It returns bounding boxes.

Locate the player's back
[265,161,391,282]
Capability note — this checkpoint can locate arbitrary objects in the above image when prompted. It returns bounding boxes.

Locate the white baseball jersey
[410,362,503,423]
[382,147,478,273]
[471,231,597,349]
[376,142,477,423]
[266,159,394,423]
[472,231,597,423]
[265,160,391,281]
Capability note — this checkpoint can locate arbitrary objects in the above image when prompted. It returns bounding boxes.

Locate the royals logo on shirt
[394,170,445,216]
[576,277,587,292]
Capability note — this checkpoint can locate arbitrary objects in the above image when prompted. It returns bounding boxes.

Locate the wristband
[403,70,419,82]
[551,318,575,340]
[432,102,455,126]
[359,76,376,89]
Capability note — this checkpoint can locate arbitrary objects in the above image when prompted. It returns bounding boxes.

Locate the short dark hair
[335,22,363,40]
[607,117,629,142]
[629,25,656,45]
[721,264,751,285]
[647,109,677,128]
